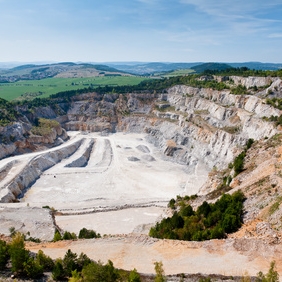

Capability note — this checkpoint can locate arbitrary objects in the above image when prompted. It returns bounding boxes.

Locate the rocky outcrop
[229,76,273,88]
[0,121,69,160]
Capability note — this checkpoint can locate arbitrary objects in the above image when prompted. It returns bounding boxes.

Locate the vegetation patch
[149,190,245,241]
[269,196,282,215]
[31,118,59,136]
[231,84,248,95]
[0,98,19,126]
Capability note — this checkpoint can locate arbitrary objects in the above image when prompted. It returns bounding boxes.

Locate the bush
[257,261,279,282]
[78,228,101,239]
[82,260,119,282]
[53,230,62,242]
[36,249,54,271]
[63,231,77,240]
[23,257,43,279]
[128,268,141,282]
[31,118,59,136]
[154,261,166,282]
[8,232,29,274]
[52,259,65,281]
[63,249,79,277]
[233,152,245,176]
[149,191,245,241]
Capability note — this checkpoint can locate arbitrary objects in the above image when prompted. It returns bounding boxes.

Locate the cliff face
[0,121,68,160]
[0,139,82,202]
[1,75,281,175]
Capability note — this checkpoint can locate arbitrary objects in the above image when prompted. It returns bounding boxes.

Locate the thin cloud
[268,33,282,38]
[179,0,281,16]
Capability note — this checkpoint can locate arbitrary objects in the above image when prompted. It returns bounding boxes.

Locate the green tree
[36,249,54,271]
[128,268,141,282]
[82,260,119,282]
[63,231,77,240]
[257,261,279,282]
[154,261,166,282]
[52,258,65,281]
[63,249,79,277]
[23,256,43,278]
[8,232,29,274]
[77,252,91,271]
[78,228,101,239]
[53,230,62,242]
[69,269,82,282]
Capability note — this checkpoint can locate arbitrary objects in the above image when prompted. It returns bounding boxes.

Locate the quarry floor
[0,132,281,277]
[23,131,207,235]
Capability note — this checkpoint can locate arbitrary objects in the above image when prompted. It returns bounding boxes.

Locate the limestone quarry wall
[0,139,82,203]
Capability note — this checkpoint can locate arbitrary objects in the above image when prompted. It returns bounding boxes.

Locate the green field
[163,69,194,77]
[0,76,146,101]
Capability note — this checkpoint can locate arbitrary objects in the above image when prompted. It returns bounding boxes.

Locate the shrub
[233,152,245,176]
[257,261,279,282]
[52,259,65,281]
[128,268,141,282]
[31,118,59,136]
[36,249,54,271]
[8,232,29,274]
[53,230,62,242]
[78,228,101,239]
[149,191,245,241]
[154,261,166,282]
[63,231,77,240]
[82,260,119,282]
[23,257,43,279]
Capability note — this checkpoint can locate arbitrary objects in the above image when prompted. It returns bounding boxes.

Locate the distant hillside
[0,63,130,82]
[107,62,202,75]
[108,61,282,75]
[1,61,281,78]
[191,63,233,73]
[229,62,282,71]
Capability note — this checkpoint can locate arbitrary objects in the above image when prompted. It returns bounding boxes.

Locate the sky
[0,0,282,63]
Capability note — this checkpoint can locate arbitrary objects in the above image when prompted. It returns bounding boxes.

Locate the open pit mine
[1,75,282,279]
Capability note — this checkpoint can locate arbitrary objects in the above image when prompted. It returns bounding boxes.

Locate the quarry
[1,74,282,279]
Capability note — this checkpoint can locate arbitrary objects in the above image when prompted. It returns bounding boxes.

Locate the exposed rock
[65,139,95,167]
[128,156,140,162]
[0,122,68,160]
[0,140,82,202]
[141,155,156,162]
[136,145,150,153]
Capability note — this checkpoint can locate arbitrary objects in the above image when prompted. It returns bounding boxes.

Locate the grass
[0,76,145,101]
[269,196,282,215]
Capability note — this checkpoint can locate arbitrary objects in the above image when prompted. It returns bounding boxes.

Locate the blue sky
[0,0,282,63]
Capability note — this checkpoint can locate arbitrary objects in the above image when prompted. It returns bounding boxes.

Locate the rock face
[1,75,281,200]
[0,140,82,202]
[17,78,279,172]
[65,139,94,167]
[0,121,68,160]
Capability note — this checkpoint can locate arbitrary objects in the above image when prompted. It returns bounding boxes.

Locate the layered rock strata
[0,139,82,202]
